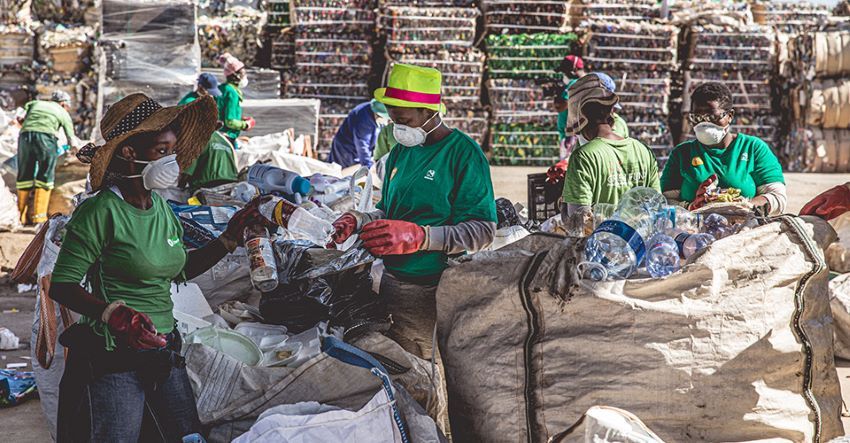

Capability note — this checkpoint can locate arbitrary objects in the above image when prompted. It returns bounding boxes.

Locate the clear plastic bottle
[653,205,699,234]
[700,213,733,239]
[247,164,312,197]
[673,231,716,259]
[591,203,617,230]
[583,187,665,280]
[244,225,278,292]
[259,197,334,245]
[645,232,680,278]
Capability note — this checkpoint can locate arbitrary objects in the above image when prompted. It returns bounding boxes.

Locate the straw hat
[564,73,620,136]
[77,93,217,190]
[374,63,446,113]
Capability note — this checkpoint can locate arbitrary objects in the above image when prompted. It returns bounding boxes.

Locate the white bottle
[247,164,312,196]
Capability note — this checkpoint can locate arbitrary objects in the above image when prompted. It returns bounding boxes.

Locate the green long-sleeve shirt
[373,123,397,161]
[21,100,75,141]
[217,83,248,139]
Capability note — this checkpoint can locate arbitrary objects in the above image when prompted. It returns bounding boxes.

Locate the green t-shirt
[373,123,397,161]
[178,91,200,106]
[562,137,660,206]
[52,189,187,350]
[611,113,629,139]
[660,134,785,202]
[21,100,75,141]
[217,82,247,139]
[183,131,238,191]
[557,79,578,140]
[377,129,497,278]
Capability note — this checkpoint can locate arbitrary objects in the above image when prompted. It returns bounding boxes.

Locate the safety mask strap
[115,154,151,179]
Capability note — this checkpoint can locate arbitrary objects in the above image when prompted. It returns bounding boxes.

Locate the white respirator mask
[392,111,442,147]
[693,122,729,146]
[239,76,249,89]
[122,154,180,190]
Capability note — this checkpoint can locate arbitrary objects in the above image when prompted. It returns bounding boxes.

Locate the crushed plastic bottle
[645,232,680,278]
[259,197,334,246]
[583,187,664,280]
[673,231,716,259]
[701,213,734,239]
[244,225,279,292]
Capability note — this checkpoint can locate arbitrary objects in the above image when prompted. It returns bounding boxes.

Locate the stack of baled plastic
[0,22,35,108]
[266,0,294,72]
[481,0,570,34]
[197,6,266,68]
[751,0,831,33]
[99,0,200,107]
[380,2,485,145]
[784,26,850,172]
[584,21,678,162]
[683,24,779,151]
[569,0,664,24]
[284,0,376,160]
[486,32,580,166]
[35,24,98,139]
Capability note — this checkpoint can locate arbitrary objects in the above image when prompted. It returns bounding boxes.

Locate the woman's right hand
[104,303,166,350]
[328,212,358,247]
[688,174,718,211]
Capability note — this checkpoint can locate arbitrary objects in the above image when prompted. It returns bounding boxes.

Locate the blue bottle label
[594,220,646,263]
[675,232,690,257]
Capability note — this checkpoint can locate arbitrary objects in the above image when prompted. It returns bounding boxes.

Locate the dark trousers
[17,131,59,190]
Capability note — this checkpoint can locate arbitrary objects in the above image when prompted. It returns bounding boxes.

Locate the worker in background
[553,55,587,160]
[373,122,397,163]
[16,90,77,225]
[329,99,390,169]
[217,52,255,148]
[179,130,238,192]
[561,73,660,235]
[329,64,497,360]
[661,82,786,214]
[178,72,222,106]
[801,183,850,220]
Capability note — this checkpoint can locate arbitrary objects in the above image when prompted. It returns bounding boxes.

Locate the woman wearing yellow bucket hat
[330,63,497,359]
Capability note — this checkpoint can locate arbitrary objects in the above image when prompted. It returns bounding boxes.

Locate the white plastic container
[234,322,288,348]
[184,326,263,366]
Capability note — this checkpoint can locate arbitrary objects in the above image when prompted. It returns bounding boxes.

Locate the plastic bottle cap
[293,176,311,196]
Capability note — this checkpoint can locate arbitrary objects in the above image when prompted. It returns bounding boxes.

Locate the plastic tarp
[240,99,320,140]
[829,273,850,360]
[236,137,342,178]
[436,216,843,442]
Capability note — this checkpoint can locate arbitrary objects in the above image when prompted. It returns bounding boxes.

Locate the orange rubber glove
[244,116,256,130]
[800,184,850,220]
[359,219,425,256]
[328,213,358,248]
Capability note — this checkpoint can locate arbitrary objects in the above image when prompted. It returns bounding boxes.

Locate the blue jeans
[88,365,200,442]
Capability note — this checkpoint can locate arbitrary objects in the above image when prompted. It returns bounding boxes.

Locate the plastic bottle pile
[571,0,664,23]
[265,0,294,71]
[581,187,734,281]
[285,0,377,161]
[481,0,571,34]
[584,21,678,161]
[751,0,831,33]
[197,6,266,68]
[682,24,780,149]
[486,33,580,166]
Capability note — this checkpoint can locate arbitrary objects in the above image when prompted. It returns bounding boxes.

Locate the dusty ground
[1,167,850,441]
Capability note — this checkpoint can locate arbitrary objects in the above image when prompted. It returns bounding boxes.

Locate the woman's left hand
[360,219,425,256]
[220,196,275,248]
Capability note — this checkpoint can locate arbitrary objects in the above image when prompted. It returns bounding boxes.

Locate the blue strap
[322,337,410,443]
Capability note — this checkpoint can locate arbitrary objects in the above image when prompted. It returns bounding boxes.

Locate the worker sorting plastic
[178,72,222,106]
[329,63,497,360]
[553,55,586,160]
[216,52,255,148]
[329,99,390,169]
[49,93,273,441]
[661,82,786,214]
[15,90,78,225]
[560,73,660,234]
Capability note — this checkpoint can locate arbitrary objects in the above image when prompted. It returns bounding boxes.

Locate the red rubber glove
[221,196,275,247]
[244,116,256,130]
[328,213,358,248]
[546,159,568,185]
[106,305,166,350]
[800,184,850,220]
[360,219,425,256]
[688,174,718,211]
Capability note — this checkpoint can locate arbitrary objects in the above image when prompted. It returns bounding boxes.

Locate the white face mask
[577,134,589,145]
[693,122,729,146]
[122,154,180,190]
[392,111,442,147]
[563,75,572,85]
[239,76,249,88]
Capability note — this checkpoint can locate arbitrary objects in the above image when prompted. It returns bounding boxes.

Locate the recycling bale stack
[197,6,267,68]
[486,32,580,166]
[99,0,200,108]
[284,0,376,160]
[266,0,294,72]
[751,1,831,33]
[35,24,98,139]
[0,23,35,109]
[380,3,485,144]
[584,21,678,162]
[784,28,850,172]
[569,0,664,25]
[481,0,570,34]
[682,24,779,152]
[208,67,281,99]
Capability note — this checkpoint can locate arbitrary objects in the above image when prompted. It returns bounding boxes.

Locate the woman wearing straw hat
[329,64,497,360]
[49,93,272,441]
[217,52,255,148]
[561,73,660,235]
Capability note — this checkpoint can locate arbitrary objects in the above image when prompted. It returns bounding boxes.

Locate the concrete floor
[2,168,850,441]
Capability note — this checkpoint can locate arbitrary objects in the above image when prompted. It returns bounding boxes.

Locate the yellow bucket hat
[374,63,446,113]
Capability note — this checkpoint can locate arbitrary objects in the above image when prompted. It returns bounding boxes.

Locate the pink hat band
[384,87,441,105]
